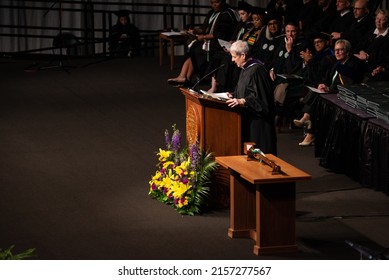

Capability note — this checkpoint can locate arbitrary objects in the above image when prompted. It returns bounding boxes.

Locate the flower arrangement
[148,125,218,215]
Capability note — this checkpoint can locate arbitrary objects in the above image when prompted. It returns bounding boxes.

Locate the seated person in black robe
[268,22,310,129]
[331,0,375,50]
[226,40,277,155]
[295,39,364,146]
[109,10,141,57]
[353,9,389,82]
[252,13,284,71]
[329,0,355,43]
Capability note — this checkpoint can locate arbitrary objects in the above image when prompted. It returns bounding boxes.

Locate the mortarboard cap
[251,7,266,16]
[114,9,130,18]
[311,32,331,41]
[238,1,253,13]
[264,12,283,24]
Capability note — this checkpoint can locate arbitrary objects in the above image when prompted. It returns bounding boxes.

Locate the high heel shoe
[299,138,315,146]
[293,119,311,129]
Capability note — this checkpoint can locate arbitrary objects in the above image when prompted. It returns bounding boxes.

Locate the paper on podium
[200,90,230,101]
[218,39,231,51]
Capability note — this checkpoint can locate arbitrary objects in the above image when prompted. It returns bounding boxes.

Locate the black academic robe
[189,6,238,77]
[304,4,337,39]
[109,22,141,56]
[271,34,310,83]
[341,15,375,51]
[213,22,258,92]
[329,10,355,34]
[252,26,282,70]
[299,0,322,37]
[303,47,336,88]
[233,59,277,155]
[355,29,389,75]
[302,55,364,133]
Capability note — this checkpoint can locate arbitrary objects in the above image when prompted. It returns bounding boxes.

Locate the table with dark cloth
[315,94,389,194]
[361,118,389,194]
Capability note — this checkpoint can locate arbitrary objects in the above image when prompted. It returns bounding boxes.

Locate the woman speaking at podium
[226,40,277,155]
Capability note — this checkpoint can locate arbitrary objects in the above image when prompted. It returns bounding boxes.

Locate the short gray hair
[230,40,249,56]
[335,39,351,53]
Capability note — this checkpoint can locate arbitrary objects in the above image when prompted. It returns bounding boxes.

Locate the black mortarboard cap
[114,9,130,17]
[251,7,266,16]
[238,1,253,13]
[264,12,282,25]
[311,32,331,41]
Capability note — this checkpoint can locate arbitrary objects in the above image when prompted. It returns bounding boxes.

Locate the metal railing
[0,0,209,57]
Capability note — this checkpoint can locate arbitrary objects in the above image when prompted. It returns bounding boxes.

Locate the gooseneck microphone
[189,64,225,93]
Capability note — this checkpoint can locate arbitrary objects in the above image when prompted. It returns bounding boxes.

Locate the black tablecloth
[361,118,389,194]
[315,94,374,182]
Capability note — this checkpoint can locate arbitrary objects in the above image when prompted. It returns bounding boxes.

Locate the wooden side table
[159,32,188,70]
[215,155,311,255]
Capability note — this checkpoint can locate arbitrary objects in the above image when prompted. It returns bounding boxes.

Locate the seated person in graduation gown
[304,0,337,39]
[329,0,355,42]
[167,0,238,87]
[299,32,336,90]
[295,39,364,146]
[252,13,284,70]
[353,9,389,82]
[226,40,277,155]
[330,0,375,49]
[109,10,141,57]
[268,22,310,127]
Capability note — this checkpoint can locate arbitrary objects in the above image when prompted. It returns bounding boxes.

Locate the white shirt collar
[374,27,389,37]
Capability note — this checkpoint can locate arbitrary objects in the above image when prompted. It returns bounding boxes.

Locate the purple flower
[182,177,189,184]
[151,184,157,191]
[190,143,200,169]
[172,129,181,153]
[174,198,178,205]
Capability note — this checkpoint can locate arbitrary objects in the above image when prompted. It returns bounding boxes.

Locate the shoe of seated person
[167,77,189,87]
[293,119,311,128]
[299,137,315,146]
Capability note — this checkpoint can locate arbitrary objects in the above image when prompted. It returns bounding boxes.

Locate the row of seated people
[167,0,389,146]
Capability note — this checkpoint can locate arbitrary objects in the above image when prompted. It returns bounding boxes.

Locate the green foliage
[0,245,36,260]
[149,125,218,215]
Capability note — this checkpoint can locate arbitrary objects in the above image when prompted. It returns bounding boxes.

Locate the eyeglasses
[353,7,364,11]
[334,48,345,52]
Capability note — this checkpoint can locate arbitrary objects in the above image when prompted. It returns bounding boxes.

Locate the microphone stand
[189,64,225,93]
[40,0,74,72]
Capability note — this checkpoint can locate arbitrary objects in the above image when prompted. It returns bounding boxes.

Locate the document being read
[200,90,230,101]
[218,39,232,51]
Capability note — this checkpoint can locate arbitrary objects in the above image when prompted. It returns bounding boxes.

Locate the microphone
[189,64,225,93]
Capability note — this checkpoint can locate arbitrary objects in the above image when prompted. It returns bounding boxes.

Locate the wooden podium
[180,88,242,155]
[215,155,311,255]
[180,88,242,208]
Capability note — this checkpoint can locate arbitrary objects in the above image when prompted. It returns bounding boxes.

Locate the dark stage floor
[0,54,388,260]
